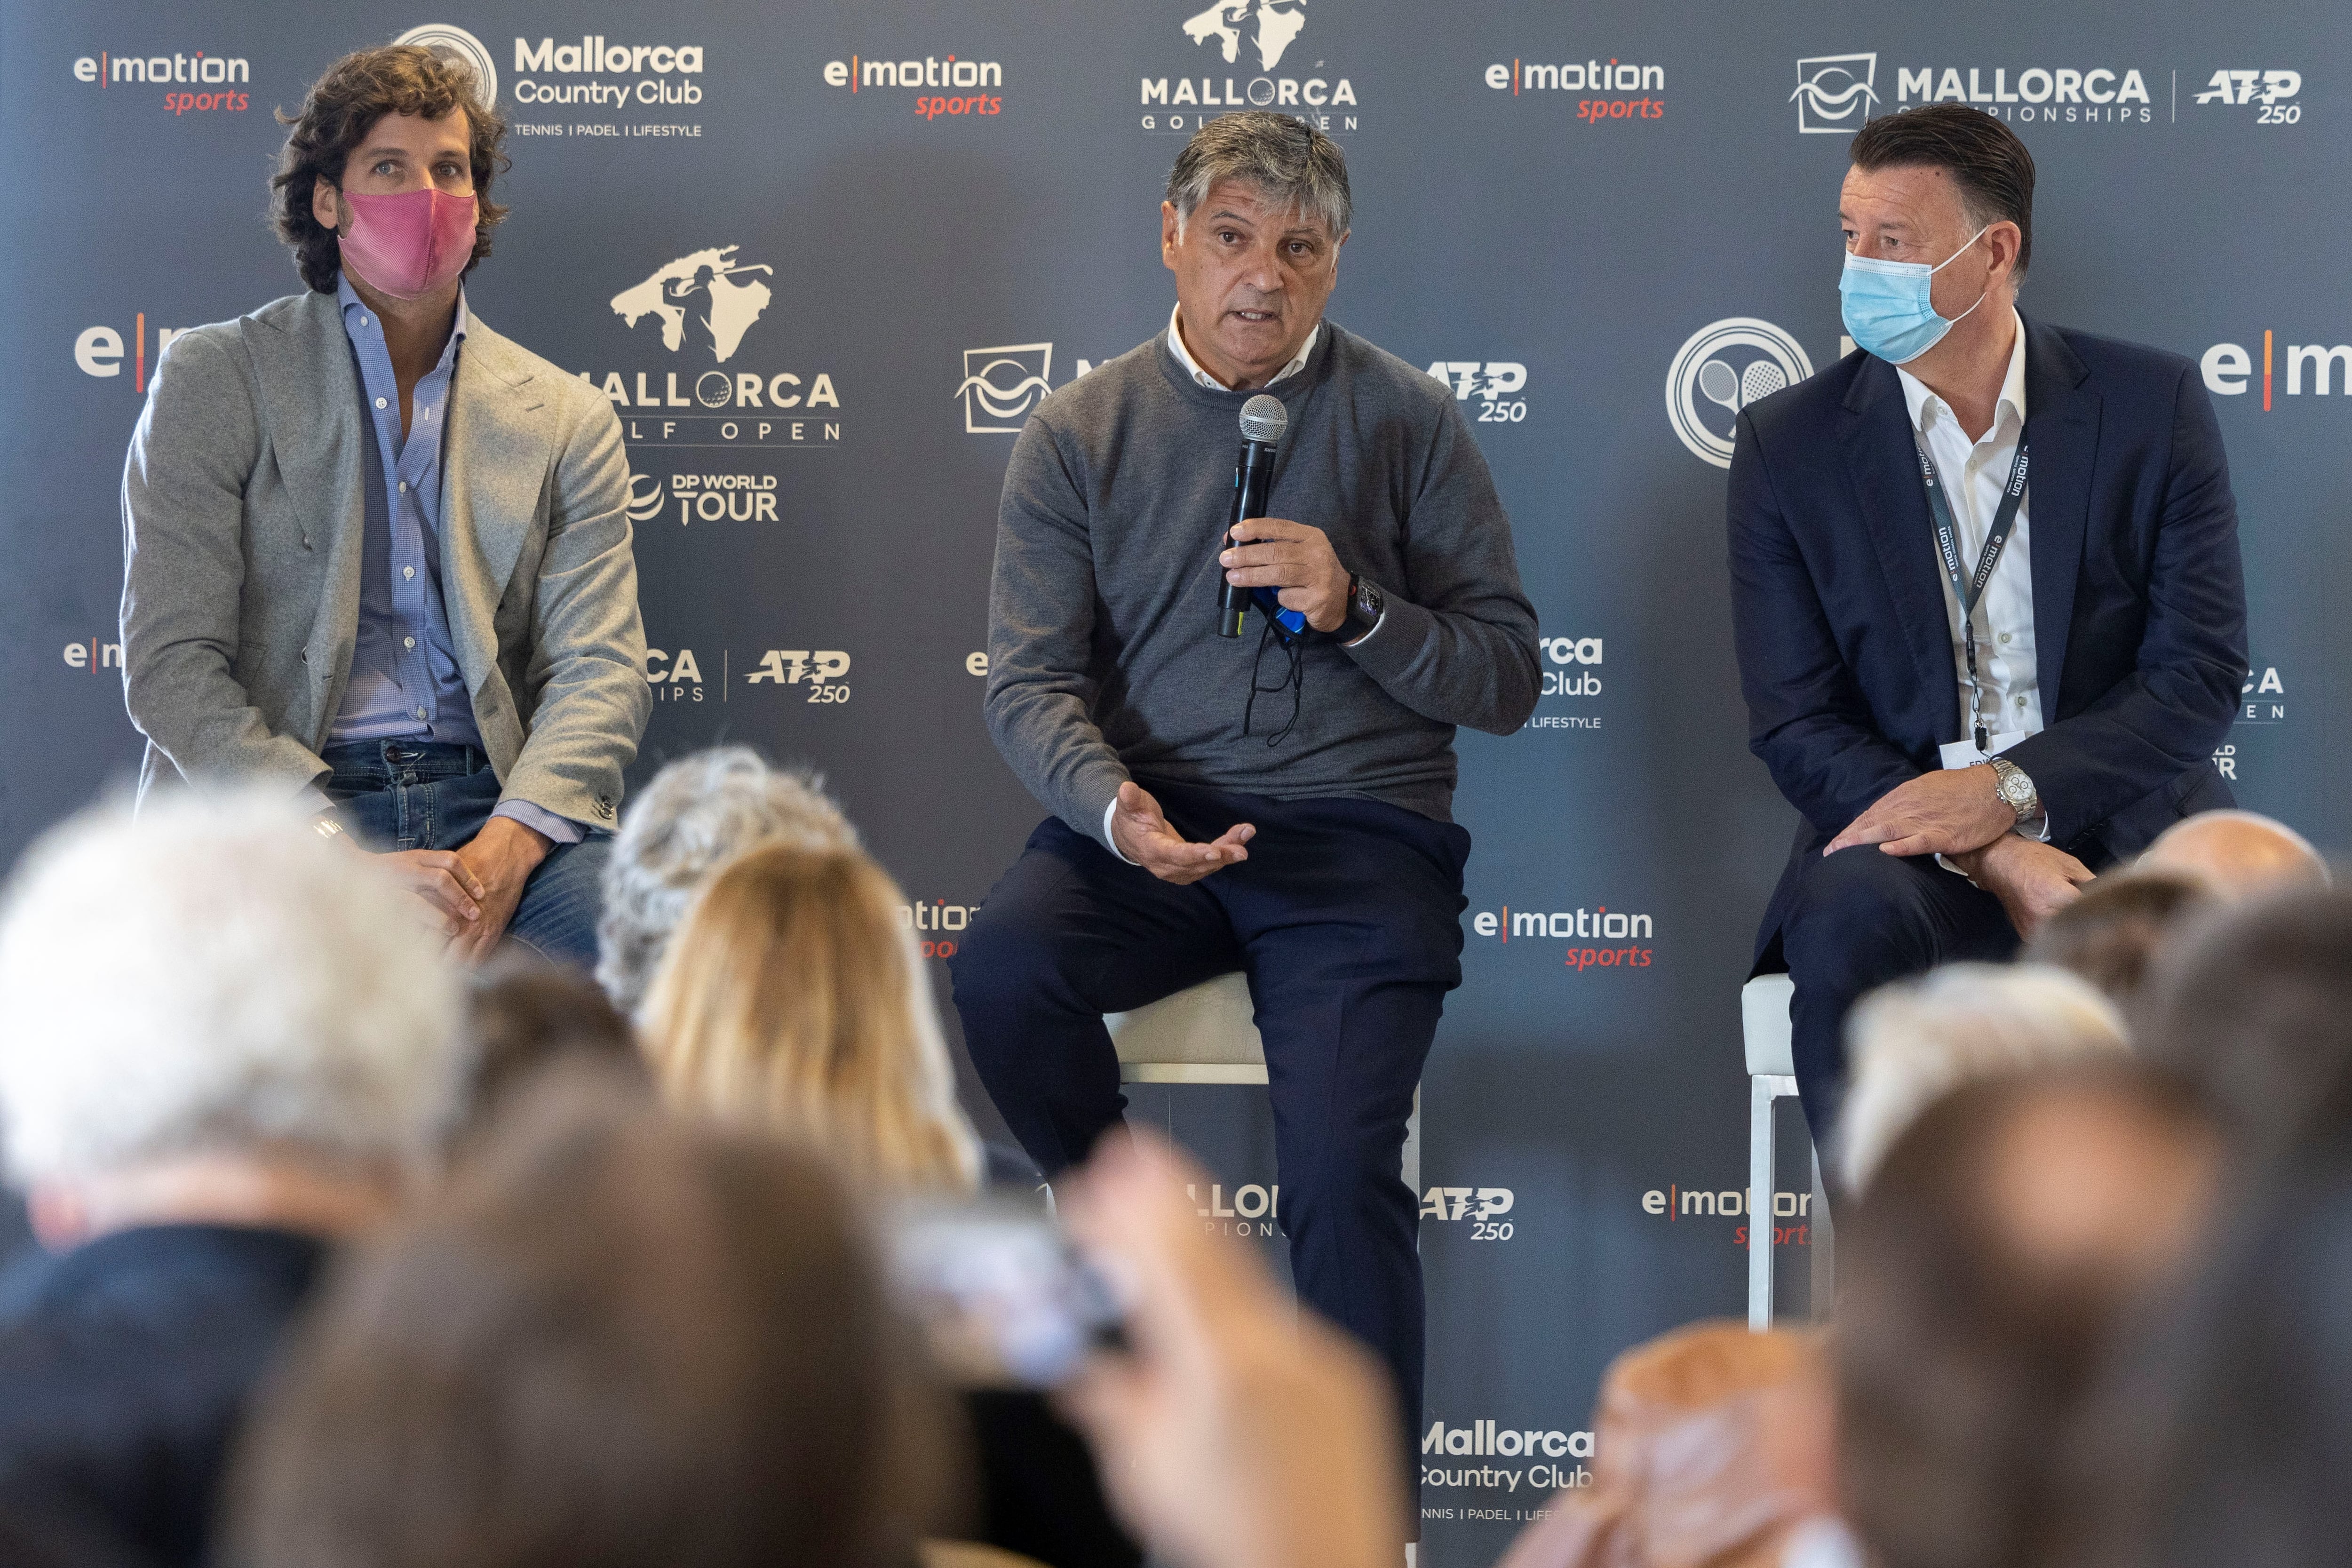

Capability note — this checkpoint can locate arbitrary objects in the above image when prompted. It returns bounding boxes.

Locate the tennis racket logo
[1665,318,1814,469]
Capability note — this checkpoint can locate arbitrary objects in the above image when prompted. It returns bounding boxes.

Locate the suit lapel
[439,320,551,692]
[2020,316,2098,715]
[246,292,367,673]
[1836,354,1961,743]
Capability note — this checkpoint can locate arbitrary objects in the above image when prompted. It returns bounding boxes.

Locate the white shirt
[1166,302,1317,390]
[1103,309,1353,861]
[1897,308,2041,747]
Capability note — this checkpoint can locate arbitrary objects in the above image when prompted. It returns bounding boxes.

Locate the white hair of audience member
[0,793,461,1187]
[1837,963,2129,1193]
[595,748,856,1015]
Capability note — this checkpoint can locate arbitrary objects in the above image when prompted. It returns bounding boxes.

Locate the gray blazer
[119,289,650,828]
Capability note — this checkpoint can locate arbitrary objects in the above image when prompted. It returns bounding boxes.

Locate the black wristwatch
[1342,572,1386,639]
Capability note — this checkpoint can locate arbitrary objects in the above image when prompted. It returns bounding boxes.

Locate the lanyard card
[1939,731,2029,771]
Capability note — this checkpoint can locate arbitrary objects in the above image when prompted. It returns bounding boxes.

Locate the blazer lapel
[2020,315,2099,715]
[439,322,550,693]
[245,292,367,661]
[1836,354,1962,743]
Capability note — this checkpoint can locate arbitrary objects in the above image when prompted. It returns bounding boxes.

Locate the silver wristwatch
[1987,757,2040,824]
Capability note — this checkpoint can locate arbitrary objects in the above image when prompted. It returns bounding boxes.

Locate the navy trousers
[1777,844,2020,1160]
[319,740,610,968]
[949,781,1469,1467]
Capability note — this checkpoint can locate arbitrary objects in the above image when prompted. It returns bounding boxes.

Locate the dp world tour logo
[394,24,498,107]
[1792,52,1875,133]
[1666,318,1812,468]
[956,343,1053,434]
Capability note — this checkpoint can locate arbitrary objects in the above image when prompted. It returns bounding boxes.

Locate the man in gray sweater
[951,113,1538,1482]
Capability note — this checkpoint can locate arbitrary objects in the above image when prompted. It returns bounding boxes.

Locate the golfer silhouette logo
[1665,318,1814,469]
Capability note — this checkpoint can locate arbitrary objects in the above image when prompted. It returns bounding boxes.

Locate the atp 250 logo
[1426,360,1529,423]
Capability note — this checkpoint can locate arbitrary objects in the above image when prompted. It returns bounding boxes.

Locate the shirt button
[404,637,417,650]
[403,566,415,580]
[2016,696,2028,708]
[375,397,388,409]
[1998,632,2012,644]
[414,707,427,720]
[398,481,408,494]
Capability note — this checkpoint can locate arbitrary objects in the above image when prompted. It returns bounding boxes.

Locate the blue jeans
[320,740,609,968]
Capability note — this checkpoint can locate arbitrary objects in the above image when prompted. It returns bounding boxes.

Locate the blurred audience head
[2137,887,2352,1157]
[595,748,855,1015]
[1838,1062,2220,1568]
[1494,1321,1837,1568]
[0,794,459,1244]
[225,1074,942,1568]
[445,955,646,1151]
[2137,809,2328,901]
[2021,870,2209,1008]
[1839,963,2127,1192]
[641,843,981,1194]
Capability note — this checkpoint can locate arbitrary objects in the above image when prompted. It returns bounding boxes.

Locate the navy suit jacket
[1729,315,2247,962]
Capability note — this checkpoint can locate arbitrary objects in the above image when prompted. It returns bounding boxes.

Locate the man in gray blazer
[119,44,647,965]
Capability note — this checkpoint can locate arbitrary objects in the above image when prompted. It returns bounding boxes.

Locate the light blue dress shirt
[327,278,580,843]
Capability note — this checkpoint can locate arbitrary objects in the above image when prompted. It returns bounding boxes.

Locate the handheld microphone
[1217,394,1289,638]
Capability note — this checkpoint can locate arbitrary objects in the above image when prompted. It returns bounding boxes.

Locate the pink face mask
[335,187,478,300]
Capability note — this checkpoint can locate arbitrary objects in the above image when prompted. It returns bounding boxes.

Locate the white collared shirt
[1897,308,2041,746]
[1166,303,1318,390]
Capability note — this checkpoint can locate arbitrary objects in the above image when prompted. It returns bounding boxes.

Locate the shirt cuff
[1102,798,1140,865]
[2018,812,2052,843]
[494,800,587,845]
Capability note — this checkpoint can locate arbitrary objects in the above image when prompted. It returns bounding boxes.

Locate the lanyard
[1916,435,2030,753]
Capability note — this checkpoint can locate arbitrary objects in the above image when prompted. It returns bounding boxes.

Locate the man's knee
[1788,846,1939,957]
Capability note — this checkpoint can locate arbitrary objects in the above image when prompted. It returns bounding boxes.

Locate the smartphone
[885,1197,1127,1388]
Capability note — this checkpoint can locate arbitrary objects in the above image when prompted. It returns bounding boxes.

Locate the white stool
[1105,972,1421,1199]
[1742,973,1802,1329]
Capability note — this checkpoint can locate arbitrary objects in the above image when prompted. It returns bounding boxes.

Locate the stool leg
[1749,1075,1775,1330]
[1811,1145,1835,1320]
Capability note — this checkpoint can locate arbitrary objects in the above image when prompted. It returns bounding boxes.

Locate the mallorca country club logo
[394,24,497,106]
[1184,0,1306,72]
[612,246,771,363]
[1792,52,1876,133]
[1665,318,1812,468]
[957,343,1054,433]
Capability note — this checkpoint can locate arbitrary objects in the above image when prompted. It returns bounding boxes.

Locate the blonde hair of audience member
[595,747,856,1016]
[1838,963,2127,1192]
[641,844,981,1193]
[2135,809,2328,901]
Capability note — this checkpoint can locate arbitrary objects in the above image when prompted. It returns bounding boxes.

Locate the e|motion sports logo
[72,46,251,114]
[1140,0,1360,135]
[1665,318,1812,468]
[820,52,1007,122]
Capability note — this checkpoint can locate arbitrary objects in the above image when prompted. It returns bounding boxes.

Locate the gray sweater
[985,321,1539,845]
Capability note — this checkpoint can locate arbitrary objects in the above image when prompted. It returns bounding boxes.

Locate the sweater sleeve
[982,414,1131,846]
[1340,393,1541,735]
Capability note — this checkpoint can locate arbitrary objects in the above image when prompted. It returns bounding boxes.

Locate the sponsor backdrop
[3,0,2344,1556]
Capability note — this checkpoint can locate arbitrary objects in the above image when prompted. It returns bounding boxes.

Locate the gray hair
[1839,963,2128,1193]
[595,748,857,1015]
[1166,111,1351,240]
[0,793,463,1186]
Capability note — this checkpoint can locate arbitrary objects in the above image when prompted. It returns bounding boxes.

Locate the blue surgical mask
[1839,226,1990,365]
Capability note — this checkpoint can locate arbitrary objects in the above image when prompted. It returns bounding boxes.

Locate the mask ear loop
[1931,225,1994,326]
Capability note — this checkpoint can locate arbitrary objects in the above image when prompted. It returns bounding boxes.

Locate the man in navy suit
[1729,105,2246,1154]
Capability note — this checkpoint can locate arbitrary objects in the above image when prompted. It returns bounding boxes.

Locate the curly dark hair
[271,45,510,294]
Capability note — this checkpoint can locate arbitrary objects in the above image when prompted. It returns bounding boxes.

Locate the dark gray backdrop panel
[3,2,2343,1560]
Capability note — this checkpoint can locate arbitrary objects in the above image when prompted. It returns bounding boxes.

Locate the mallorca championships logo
[1792,53,1876,133]
[1665,319,1812,468]
[957,344,1054,433]
[1141,0,1360,135]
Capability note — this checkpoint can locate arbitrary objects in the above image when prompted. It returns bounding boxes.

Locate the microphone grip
[1217,439,1278,638]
